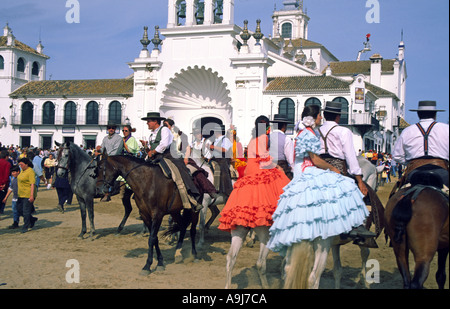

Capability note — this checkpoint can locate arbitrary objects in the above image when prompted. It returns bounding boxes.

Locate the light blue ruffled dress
[267,128,369,255]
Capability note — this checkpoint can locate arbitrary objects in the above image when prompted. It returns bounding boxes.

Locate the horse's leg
[331,244,342,289]
[87,198,95,238]
[198,194,210,249]
[225,226,249,289]
[141,215,163,275]
[117,188,133,234]
[189,212,199,262]
[254,226,271,289]
[358,247,370,288]
[436,247,449,289]
[392,239,411,288]
[309,238,331,289]
[205,204,220,230]
[77,196,87,239]
[172,211,189,264]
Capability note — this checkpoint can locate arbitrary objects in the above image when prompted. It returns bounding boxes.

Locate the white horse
[357,155,379,191]
[225,225,272,289]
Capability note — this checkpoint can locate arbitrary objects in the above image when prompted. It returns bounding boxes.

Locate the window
[32,62,39,76]
[0,56,4,70]
[86,101,99,125]
[332,97,349,125]
[17,57,25,72]
[41,135,52,150]
[21,101,33,124]
[64,101,77,125]
[305,97,321,108]
[108,101,122,125]
[42,101,55,124]
[278,98,296,133]
[281,23,292,39]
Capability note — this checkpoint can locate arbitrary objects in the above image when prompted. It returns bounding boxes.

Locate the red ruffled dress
[218,135,290,232]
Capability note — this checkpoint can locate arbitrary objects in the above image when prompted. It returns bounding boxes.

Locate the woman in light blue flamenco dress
[268,104,369,256]
[268,105,371,288]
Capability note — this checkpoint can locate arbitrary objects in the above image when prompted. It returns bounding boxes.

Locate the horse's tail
[163,209,193,237]
[392,192,413,243]
[284,241,314,289]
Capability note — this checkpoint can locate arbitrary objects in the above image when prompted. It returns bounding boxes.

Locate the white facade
[0,0,407,153]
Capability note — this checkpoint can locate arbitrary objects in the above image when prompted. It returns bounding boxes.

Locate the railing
[350,112,379,131]
[10,114,127,126]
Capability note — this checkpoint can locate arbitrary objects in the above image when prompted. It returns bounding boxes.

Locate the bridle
[97,156,147,191]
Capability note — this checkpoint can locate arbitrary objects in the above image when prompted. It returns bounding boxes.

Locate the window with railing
[64,101,77,125]
[332,97,349,125]
[86,101,99,125]
[108,101,122,125]
[21,101,33,124]
[42,101,55,124]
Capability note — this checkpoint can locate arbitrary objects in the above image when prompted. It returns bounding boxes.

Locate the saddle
[389,158,449,198]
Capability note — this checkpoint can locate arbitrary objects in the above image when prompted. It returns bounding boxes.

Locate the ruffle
[294,130,320,158]
[267,167,369,254]
[218,168,290,232]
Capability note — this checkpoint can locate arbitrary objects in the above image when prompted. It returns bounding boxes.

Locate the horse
[55,141,130,238]
[385,169,449,289]
[55,141,100,239]
[96,154,200,275]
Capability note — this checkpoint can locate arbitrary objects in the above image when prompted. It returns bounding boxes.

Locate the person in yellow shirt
[17,158,37,233]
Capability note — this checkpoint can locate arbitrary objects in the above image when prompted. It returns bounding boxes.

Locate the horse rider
[318,101,376,240]
[392,100,449,190]
[139,112,202,212]
[184,127,219,202]
[100,122,124,201]
[208,124,234,199]
[269,114,294,180]
[101,122,124,156]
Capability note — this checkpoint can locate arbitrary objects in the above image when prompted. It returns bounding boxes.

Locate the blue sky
[1,0,448,124]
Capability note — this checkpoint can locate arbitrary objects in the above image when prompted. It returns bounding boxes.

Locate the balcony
[350,112,379,136]
[10,114,130,128]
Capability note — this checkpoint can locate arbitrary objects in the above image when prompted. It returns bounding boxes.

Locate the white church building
[0,0,407,153]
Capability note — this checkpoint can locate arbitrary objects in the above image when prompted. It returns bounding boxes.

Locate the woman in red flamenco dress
[219,115,290,288]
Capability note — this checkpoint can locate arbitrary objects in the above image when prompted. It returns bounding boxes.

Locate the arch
[17,57,25,72]
[42,101,55,125]
[281,22,293,39]
[86,101,99,125]
[305,97,321,108]
[278,98,296,124]
[0,55,4,70]
[161,65,231,110]
[192,116,224,139]
[32,61,40,76]
[64,101,77,125]
[21,101,33,124]
[108,100,122,124]
[332,97,349,124]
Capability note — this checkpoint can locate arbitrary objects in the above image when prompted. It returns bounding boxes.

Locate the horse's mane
[112,155,157,167]
[68,141,93,161]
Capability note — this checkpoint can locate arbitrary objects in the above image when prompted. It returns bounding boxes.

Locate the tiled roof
[264,75,350,93]
[399,117,410,129]
[365,82,399,100]
[323,59,396,75]
[9,79,134,98]
[0,36,48,58]
[271,37,324,49]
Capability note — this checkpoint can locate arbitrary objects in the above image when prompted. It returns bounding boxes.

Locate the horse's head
[55,141,70,177]
[96,154,120,196]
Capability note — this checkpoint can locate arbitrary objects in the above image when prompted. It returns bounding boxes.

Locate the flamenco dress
[267,128,369,255]
[218,135,290,232]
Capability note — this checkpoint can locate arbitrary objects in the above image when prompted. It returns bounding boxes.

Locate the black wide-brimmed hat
[106,121,119,128]
[409,100,445,112]
[270,114,293,124]
[141,112,166,121]
[322,101,348,114]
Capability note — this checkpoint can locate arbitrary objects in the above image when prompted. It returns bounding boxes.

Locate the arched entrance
[192,117,223,139]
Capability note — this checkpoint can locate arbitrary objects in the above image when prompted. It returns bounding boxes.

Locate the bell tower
[167,0,234,28]
[272,0,309,40]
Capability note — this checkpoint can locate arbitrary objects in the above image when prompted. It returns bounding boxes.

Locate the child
[2,165,20,229]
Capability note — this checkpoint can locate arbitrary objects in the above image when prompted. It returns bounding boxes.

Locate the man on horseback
[208,124,234,199]
[269,114,294,180]
[318,101,376,240]
[140,112,202,212]
[392,100,449,190]
[101,122,124,156]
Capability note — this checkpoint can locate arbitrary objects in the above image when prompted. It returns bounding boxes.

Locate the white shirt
[270,129,294,168]
[318,121,362,176]
[148,126,173,154]
[392,118,449,164]
[212,135,232,158]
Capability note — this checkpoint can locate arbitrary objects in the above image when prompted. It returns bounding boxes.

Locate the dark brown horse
[385,173,449,288]
[96,154,199,275]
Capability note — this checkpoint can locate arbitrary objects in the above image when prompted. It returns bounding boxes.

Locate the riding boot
[348,225,376,238]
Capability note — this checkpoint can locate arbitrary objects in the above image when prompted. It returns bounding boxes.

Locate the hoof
[140,269,151,276]
[155,265,165,272]
[174,255,183,264]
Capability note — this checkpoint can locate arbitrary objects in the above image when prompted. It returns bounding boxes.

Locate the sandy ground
[0,176,448,290]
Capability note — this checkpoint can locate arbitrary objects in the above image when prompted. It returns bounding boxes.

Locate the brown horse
[385,174,449,288]
[96,154,199,275]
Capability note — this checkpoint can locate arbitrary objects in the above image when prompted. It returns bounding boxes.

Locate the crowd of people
[359,149,403,186]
